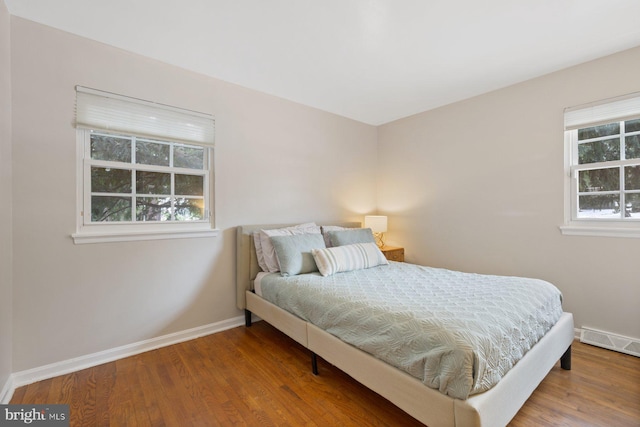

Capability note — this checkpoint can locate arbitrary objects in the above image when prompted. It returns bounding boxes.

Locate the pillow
[311,242,388,277]
[258,223,320,272]
[321,225,350,247]
[326,228,375,247]
[253,232,268,271]
[270,233,326,276]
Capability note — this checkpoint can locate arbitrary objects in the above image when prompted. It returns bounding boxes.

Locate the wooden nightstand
[380,245,404,262]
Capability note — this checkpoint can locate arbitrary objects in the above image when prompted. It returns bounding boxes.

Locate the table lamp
[364,215,387,248]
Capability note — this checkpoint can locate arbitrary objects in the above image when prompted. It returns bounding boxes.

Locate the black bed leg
[311,352,318,375]
[561,345,572,370]
[245,309,252,327]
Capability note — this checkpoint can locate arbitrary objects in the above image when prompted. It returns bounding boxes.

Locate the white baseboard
[2,315,246,403]
[0,374,14,404]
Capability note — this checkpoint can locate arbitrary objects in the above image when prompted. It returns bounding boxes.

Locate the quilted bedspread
[259,262,563,399]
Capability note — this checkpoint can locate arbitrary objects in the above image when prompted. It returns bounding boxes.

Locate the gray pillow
[327,228,375,247]
[270,233,326,276]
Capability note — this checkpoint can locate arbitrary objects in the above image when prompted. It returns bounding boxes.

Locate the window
[85,131,209,222]
[73,87,217,244]
[562,92,640,238]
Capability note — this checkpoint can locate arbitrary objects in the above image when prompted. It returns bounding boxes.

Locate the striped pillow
[311,242,388,277]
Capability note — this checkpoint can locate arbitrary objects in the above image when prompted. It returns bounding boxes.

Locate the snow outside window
[561,93,640,238]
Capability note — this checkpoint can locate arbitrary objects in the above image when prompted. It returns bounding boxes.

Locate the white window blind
[564,92,640,130]
[75,86,215,146]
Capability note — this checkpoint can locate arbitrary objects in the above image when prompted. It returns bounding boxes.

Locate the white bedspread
[259,262,563,400]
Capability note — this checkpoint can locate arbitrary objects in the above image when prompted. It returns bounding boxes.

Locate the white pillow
[253,231,268,271]
[311,242,388,277]
[259,223,321,272]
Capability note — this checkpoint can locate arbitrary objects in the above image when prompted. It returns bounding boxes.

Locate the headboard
[236,222,361,310]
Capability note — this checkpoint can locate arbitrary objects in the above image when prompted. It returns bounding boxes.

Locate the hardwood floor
[11,321,640,426]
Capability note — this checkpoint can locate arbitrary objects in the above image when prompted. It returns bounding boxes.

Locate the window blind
[564,92,640,130]
[75,86,215,146]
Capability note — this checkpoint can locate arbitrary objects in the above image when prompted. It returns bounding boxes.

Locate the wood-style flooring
[10,321,640,426]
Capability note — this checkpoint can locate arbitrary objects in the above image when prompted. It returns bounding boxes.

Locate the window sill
[72,227,220,244]
[559,224,640,238]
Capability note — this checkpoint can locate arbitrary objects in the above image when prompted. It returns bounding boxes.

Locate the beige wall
[0,0,13,394]
[7,12,639,377]
[10,17,377,371]
[379,46,640,339]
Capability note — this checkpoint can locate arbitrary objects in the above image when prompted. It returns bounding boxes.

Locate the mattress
[259,262,563,400]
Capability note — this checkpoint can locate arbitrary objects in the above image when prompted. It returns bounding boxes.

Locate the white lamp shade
[364,215,387,233]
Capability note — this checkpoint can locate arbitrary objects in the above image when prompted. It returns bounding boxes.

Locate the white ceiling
[5,0,640,125]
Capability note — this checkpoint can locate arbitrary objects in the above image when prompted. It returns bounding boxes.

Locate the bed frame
[236,223,574,427]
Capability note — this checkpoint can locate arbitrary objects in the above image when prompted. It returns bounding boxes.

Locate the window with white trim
[562,92,640,238]
[73,87,217,244]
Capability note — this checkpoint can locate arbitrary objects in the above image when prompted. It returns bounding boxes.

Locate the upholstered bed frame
[236,223,574,427]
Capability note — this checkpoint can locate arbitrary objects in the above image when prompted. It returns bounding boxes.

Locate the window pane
[90,134,131,163]
[625,134,640,160]
[625,165,640,190]
[175,174,204,196]
[136,171,170,195]
[626,118,640,133]
[578,138,620,164]
[577,194,620,219]
[135,140,170,166]
[174,145,204,169]
[136,197,171,221]
[91,196,132,222]
[578,122,620,140]
[578,168,620,192]
[625,193,640,218]
[91,167,131,193]
[175,198,204,220]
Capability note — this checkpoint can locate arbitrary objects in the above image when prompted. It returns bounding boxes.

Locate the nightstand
[380,245,404,262]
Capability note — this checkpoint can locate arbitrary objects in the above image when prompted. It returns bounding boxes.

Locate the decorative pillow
[326,228,375,247]
[258,223,320,272]
[311,242,388,277]
[321,225,350,247]
[270,233,326,276]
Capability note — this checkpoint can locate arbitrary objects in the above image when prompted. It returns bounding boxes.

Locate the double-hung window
[73,87,217,244]
[562,92,640,238]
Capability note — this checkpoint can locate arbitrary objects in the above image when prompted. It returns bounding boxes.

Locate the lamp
[364,215,387,248]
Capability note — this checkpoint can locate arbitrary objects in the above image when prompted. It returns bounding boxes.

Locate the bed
[236,222,574,427]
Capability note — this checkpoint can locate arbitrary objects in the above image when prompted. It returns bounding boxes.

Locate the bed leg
[311,352,318,375]
[245,309,252,327]
[560,345,571,370]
